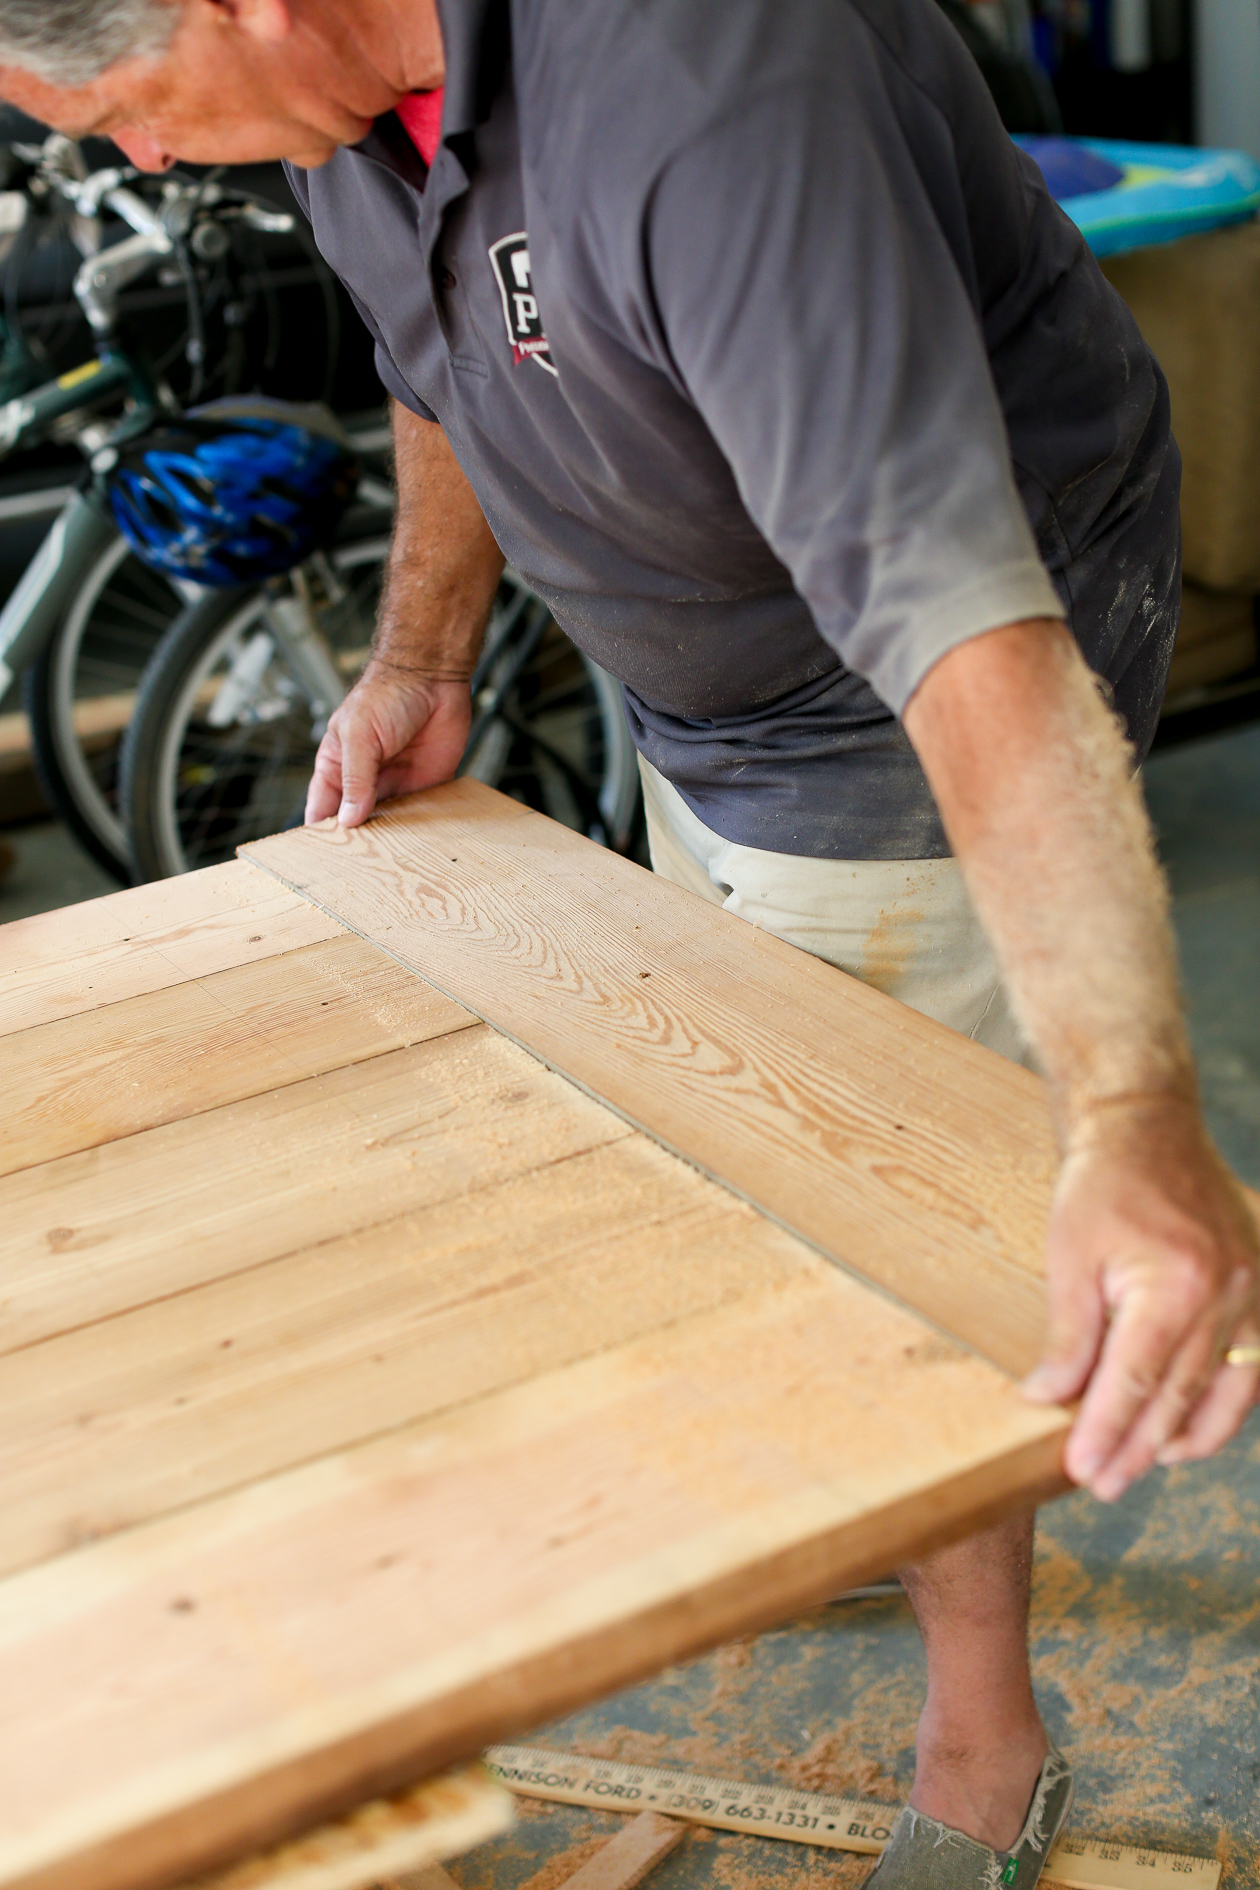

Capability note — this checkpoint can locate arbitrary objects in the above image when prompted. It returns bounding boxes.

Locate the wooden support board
[546,1814,684,1890]
[4,783,1131,1890]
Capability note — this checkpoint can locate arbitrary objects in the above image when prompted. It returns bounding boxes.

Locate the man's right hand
[303,401,506,828]
[304,664,472,827]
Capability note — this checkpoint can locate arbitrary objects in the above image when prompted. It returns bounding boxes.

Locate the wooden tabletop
[1,784,1077,1890]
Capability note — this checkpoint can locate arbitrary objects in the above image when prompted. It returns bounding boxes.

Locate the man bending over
[5,2,1255,1883]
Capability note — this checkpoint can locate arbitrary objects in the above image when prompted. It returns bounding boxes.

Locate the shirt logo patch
[488,232,557,376]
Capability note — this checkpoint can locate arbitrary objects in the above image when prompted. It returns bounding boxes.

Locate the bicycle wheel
[22,533,186,878]
[123,544,640,880]
[461,608,639,850]
[123,524,390,882]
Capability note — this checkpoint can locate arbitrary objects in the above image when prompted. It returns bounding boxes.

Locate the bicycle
[0,137,639,882]
[0,134,341,878]
[120,548,640,880]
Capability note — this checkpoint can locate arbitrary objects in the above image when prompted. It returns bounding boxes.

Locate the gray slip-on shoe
[863,1745,1074,1889]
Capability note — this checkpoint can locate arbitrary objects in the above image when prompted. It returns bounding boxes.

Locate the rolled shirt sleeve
[642,77,1065,715]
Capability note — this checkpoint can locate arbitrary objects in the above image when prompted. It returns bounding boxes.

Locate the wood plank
[560,1816,683,1890]
[3,933,475,1176]
[242,785,1059,1375]
[0,802,1095,1890]
[0,695,134,771]
[557,1815,684,1890]
[0,1258,1069,1890]
[0,1136,807,1576]
[0,1028,632,1354]
[177,1768,513,1890]
[403,1867,461,1890]
[0,705,31,766]
[0,859,344,1037]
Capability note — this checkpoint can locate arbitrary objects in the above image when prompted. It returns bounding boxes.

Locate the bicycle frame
[0,343,161,699]
[0,489,119,699]
[0,350,155,456]
[0,138,293,702]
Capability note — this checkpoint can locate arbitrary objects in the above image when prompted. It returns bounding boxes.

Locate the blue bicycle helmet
[107,398,360,586]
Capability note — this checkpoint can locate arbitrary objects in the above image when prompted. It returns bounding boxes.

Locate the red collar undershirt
[395,87,445,167]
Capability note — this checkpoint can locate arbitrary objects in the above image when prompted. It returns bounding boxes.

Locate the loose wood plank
[177,1768,513,1890]
[0,695,134,769]
[0,859,344,1037]
[403,1867,461,1890]
[0,1260,1068,1890]
[0,1028,631,1354]
[3,933,474,1176]
[558,1815,684,1890]
[243,786,1059,1375]
[0,1136,807,1576]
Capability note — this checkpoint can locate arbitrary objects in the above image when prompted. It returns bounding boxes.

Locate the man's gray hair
[0,0,175,85]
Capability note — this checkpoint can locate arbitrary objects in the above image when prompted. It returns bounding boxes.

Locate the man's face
[0,0,401,170]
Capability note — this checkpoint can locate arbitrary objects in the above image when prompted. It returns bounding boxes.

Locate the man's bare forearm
[903,620,1194,1137]
[303,406,504,826]
[373,400,505,681]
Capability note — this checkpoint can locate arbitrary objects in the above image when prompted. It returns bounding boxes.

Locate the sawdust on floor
[503,1837,610,1890]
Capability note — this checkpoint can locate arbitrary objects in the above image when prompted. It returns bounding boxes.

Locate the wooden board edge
[5,1428,1069,1890]
[172,1767,513,1890]
[1,936,481,1186]
[0,859,347,1042]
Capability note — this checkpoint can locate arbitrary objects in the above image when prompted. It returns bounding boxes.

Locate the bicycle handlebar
[74,226,173,334]
[6,131,294,343]
[0,132,308,458]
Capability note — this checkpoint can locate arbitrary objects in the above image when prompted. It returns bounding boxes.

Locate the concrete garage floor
[3,717,1259,1885]
[1145,719,1260,1191]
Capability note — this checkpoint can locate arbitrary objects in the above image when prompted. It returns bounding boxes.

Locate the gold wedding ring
[1224,1343,1260,1367]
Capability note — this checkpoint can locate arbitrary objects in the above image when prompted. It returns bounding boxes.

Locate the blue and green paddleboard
[1016,135,1260,256]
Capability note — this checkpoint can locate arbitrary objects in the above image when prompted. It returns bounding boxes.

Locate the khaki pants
[639,757,1032,1068]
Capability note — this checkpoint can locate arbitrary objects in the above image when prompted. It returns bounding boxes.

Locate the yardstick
[484,1747,1221,1890]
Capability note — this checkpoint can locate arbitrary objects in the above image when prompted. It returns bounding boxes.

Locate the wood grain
[0,1027,631,1354]
[0,1257,1069,1890]
[244,785,1060,1375]
[3,933,474,1176]
[0,799,1094,1890]
[0,860,344,1038]
[0,1136,808,1577]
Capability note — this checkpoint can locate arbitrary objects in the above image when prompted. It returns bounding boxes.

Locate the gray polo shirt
[287,0,1180,859]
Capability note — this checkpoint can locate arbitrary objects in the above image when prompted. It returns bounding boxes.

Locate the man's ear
[207,0,292,46]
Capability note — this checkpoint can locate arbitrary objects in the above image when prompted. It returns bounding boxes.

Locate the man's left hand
[1023,1096,1260,1499]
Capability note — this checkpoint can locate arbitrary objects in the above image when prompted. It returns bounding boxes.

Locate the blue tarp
[1014,136,1260,256]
